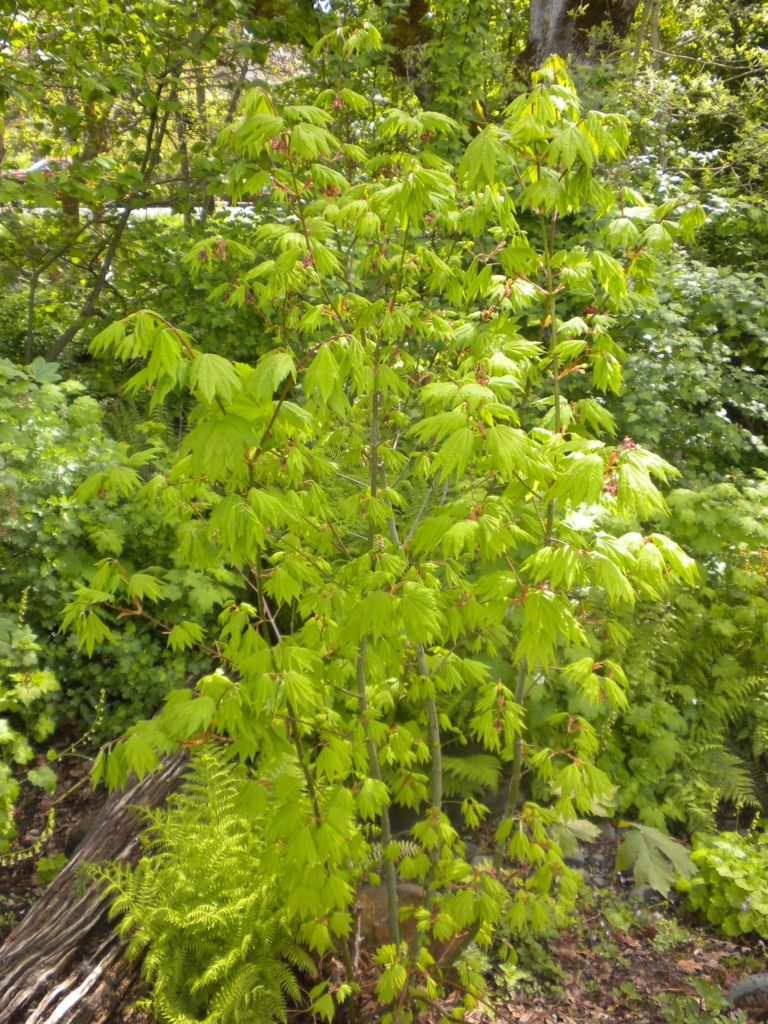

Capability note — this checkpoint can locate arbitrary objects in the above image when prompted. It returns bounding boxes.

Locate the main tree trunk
[525,0,642,65]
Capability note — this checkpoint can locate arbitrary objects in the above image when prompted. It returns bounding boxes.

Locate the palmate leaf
[127,569,167,602]
[524,543,586,590]
[167,621,205,652]
[180,414,260,482]
[519,171,568,214]
[442,519,479,558]
[678,201,706,240]
[26,357,61,385]
[649,534,699,585]
[519,589,585,667]
[303,344,338,403]
[60,599,115,656]
[410,410,467,442]
[234,779,269,822]
[547,123,595,170]
[615,822,696,896]
[207,494,265,562]
[591,250,626,301]
[486,424,531,478]
[232,111,285,155]
[122,731,160,782]
[189,353,242,404]
[591,552,635,606]
[145,329,184,385]
[617,458,669,518]
[89,317,128,355]
[545,452,604,506]
[640,221,674,255]
[459,129,508,188]
[27,765,57,793]
[398,583,445,644]
[379,107,455,139]
[71,465,143,503]
[355,590,395,640]
[289,121,337,160]
[164,695,217,740]
[431,427,477,480]
[246,352,296,402]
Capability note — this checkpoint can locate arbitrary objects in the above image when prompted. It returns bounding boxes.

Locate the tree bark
[0,752,188,1024]
[44,207,131,361]
[25,272,38,365]
[632,0,653,72]
[650,0,660,68]
[524,0,643,65]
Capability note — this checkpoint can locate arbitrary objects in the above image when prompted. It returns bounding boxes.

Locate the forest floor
[470,890,764,1024]
[0,766,764,1024]
[0,747,110,943]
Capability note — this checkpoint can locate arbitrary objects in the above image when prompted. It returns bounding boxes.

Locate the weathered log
[0,752,188,1024]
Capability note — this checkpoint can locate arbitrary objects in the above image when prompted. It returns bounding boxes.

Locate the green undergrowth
[680,827,768,939]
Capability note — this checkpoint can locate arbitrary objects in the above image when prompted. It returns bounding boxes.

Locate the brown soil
[490,909,765,1022]
[0,742,109,943]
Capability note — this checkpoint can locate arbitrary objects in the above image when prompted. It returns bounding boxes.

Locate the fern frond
[92,747,307,1024]
[442,753,503,797]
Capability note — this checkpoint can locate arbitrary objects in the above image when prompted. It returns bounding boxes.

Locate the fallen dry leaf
[676,959,701,973]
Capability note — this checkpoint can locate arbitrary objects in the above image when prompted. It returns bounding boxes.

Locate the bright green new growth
[679,827,768,939]
[67,51,702,1020]
[91,749,314,1024]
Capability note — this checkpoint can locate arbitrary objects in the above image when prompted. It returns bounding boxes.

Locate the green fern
[442,753,503,798]
[600,546,768,832]
[91,749,315,1024]
[102,393,183,455]
[672,745,761,833]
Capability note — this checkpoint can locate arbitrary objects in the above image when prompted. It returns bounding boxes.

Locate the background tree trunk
[525,0,643,65]
[0,753,188,1024]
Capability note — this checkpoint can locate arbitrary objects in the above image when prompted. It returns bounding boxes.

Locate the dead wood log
[0,752,188,1024]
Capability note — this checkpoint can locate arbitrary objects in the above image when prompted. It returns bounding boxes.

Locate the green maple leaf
[459,129,508,188]
[189,353,242,404]
[147,329,183,384]
[246,352,296,402]
[127,570,167,602]
[165,695,217,740]
[548,124,594,169]
[519,171,567,213]
[234,780,268,822]
[591,250,627,301]
[122,731,159,782]
[431,427,477,480]
[167,621,205,652]
[546,453,604,506]
[303,344,338,403]
[486,424,530,478]
[615,822,696,896]
[181,414,259,481]
[398,583,444,643]
[356,590,395,640]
